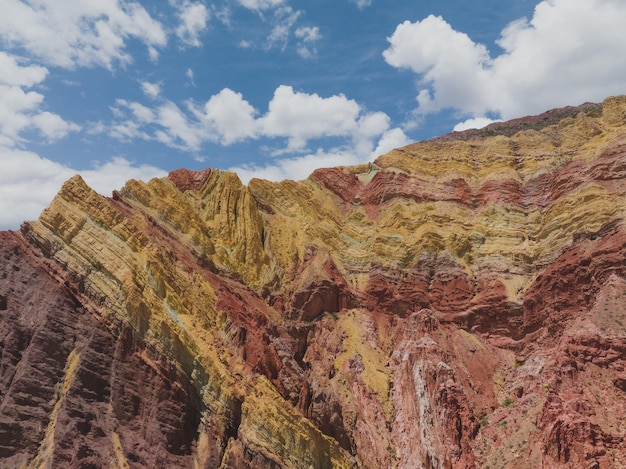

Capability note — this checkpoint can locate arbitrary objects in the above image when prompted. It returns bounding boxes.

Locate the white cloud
[237,0,285,11]
[296,47,312,59]
[105,84,387,152]
[229,148,366,184]
[0,55,79,146]
[107,97,205,149]
[294,26,320,58]
[371,127,411,157]
[154,101,203,150]
[173,0,210,47]
[267,6,301,50]
[148,46,160,62]
[351,0,372,9]
[228,124,408,184]
[383,15,492,116]
[186,68,196,86]
[453,117,502,132]
[351,111,390,155]
[213,5,232,27]
[0,147,69,229]
[222,92,410,184]
[295,26,320,43]
[259,85,361,150]
[0,147,166,230]
[201,88,258,144]
[226,123,408,184]
[79,156,167,195]
[0,85,41,145]
[127,102,156,123]
[383,0,626,122]
[31,112,81,141]
[108,119,150,141]
[0,0,167,69]
[140,81,161,99]
[234,1,316,55]
[356,112,390,139]
[103,84,407,179]
[106,100,155,141]
[0,52,48,86]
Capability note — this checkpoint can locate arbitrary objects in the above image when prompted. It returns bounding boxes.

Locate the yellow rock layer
[237,376,353,469]
[30,349,81,469]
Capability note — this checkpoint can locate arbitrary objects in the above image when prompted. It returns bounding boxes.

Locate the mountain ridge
[1,95,626,468]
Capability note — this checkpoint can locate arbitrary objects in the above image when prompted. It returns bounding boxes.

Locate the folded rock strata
[1,96,626,468]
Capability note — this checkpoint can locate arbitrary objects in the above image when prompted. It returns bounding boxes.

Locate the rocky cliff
[2,96,626,468]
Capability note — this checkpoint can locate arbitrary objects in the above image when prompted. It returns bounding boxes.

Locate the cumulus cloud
[0,147,69,229]
[104,84,397,153]
[0,147,166,229]
[101,83,408,181]
[0,53,79,146]
[372,127,412,156]
[200,88,258,144]
[172,0,210,47]
[0,86,40,146]
[383,15,492,117]
[0,0,167,69]
[31,112,81,141]
[383,0,626,122]
[0,52,48,86]
[259,85,361,150]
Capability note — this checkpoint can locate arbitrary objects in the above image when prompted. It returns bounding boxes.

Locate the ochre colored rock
[2,96,626,467]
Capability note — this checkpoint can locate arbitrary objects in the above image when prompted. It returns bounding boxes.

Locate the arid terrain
[2,96,626,468]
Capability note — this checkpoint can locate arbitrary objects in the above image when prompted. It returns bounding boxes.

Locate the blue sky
[1,0,626,228]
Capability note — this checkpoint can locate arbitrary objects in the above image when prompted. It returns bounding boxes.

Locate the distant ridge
[435,101,603,142]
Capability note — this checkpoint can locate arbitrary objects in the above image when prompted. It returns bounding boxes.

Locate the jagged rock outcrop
[2,96,626,468]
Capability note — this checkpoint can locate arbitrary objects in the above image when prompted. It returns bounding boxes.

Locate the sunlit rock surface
[2,96,626,468]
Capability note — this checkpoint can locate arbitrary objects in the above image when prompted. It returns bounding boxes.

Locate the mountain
[2,96,626,468]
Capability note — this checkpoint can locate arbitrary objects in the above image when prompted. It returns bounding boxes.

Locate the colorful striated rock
[1,96,626,467]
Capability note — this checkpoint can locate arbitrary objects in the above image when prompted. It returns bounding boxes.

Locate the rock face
[2,96,626,468]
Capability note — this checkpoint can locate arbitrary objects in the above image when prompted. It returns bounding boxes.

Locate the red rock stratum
[2,96,626,468]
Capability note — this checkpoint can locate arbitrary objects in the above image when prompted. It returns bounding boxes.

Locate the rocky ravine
[2,96,626,468]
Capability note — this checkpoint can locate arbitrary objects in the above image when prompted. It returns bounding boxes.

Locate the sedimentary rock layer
[2,96,626,468]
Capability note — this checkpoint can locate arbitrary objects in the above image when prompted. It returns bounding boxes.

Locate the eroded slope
[2,96,626,468]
